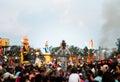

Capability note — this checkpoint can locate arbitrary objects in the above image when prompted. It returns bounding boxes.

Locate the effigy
[20,36,30,64]
[56,40,71,71]
[43,41,52,63]
[87,40,94,64]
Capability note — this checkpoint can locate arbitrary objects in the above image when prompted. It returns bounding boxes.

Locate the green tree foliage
[9,45,21,56]
[51,46,60,55]
[83,46,88,56]
[68,45,80,55]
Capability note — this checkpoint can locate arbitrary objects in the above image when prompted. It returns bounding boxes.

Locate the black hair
[97,70,103,76]
[71,67,78,73]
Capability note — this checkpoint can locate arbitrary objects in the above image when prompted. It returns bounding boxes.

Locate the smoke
[100,0,120,48]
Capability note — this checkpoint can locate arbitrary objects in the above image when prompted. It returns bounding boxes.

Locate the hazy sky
[0,0,119,50]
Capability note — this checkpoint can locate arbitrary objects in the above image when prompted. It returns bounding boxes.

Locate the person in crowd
[94,70,103,82]
[49,70,56,82]
[68,67,80,82]
[18,69,30,82]
[79,73,84,82]
[102,69,115,82]
[56,69,65,82]
[3,67,16,82]
[113,72,119,82]
[84,74,89,82]
[84,73,94,82]
[0,72,4,82]
[29,70,36,82]
[0,63,7,75]
[35,68,49,82]
[64,69,71,82]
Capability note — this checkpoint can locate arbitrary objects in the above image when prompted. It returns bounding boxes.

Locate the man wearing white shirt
[68,67,80,82]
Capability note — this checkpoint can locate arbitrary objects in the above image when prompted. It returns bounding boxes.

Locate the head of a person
[97,70,103,76]
[39,69,45,76]
[71,67,78,73]
[102,72,115,82]
[101,64,109,72]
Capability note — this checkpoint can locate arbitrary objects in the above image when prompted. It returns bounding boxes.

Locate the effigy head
[21,36,29,45]
[61,40,66,49]
[45,41,48,47]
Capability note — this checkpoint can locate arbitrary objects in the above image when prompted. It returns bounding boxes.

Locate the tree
[9,45,21,56]
[51,46,60,55]
[83,46,88,56]
[68,45,80,55]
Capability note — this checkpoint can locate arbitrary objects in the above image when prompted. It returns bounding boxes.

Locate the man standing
[68,67,80,82]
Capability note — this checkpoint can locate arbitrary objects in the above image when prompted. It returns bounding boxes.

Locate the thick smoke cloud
[100,0,120,48]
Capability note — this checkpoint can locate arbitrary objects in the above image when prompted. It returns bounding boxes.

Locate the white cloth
[35,57,41,65]
[68,73,80,82]
[3,72,14,79]
[91,68,95,74]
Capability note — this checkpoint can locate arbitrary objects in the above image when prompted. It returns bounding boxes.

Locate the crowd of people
[0,58,120,82]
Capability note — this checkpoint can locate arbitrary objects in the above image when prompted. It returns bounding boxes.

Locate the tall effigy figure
[21,36,30,64]
[57,40,71,71]
[87,40,94,64]
[43,41,52,63]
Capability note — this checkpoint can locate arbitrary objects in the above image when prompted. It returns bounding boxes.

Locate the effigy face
[22,36,29,45]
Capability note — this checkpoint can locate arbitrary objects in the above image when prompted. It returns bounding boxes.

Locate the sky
[0,0,120,50]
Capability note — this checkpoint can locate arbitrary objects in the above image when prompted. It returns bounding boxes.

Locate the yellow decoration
[44,53,51,63]
[38,62,41,68]
[20,50,23,64]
